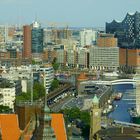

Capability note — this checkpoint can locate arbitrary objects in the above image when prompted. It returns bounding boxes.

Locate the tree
[32,59,36,65]
[16,92,31,102]
[50,78,59,91]
[33,82,45,99]
[80,111,90,125]
[0,105,12,113]
[52,58,59,71]
[60,107,90,139]
[16,82,46,102]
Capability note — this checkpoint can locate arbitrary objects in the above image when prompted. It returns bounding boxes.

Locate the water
[109,84,136,122]
[57,75,136,122]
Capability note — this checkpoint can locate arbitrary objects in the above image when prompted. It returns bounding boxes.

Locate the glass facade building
[31,28,44,53]
[106,11,140,48]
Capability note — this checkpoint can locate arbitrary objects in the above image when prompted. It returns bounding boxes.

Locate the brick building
[119,48,140,69]
[23,25,32,58]
[97,33,117,47]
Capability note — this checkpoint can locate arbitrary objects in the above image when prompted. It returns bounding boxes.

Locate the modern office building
[89,46,119,70]
[39,64,54,93]
[106,11,140,48]
[80,29,97,47]
[77,48,89,68]
[31,21,44,55]
[23,25,31,58]
[66,49,76,68]
[56,49,66,66]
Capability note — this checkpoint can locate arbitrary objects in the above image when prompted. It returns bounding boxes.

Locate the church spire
[32,95,56,140]
[92,94,99,109]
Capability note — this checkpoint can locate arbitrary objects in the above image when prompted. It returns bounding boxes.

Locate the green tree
[52,58,59,71]
[32,59,36,65]
[80,111,90,125]
[16,82,46,102]
[33,82,45,99]
[16,92,31,101]
[0,105,12,113]
[50,78,59,91]
[60,107,90,139]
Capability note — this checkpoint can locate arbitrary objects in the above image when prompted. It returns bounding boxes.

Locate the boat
[128,108,140,124]
[102,104,118,115]
[114,92,123,100]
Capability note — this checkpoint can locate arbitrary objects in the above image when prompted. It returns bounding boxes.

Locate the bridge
[86,79,136,86]
[111,79,136,85]
[114,120,140,128]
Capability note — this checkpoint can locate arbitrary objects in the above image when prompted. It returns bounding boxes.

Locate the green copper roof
[44,114,52,121]
[92,94,99,104]
[44,104,50,113]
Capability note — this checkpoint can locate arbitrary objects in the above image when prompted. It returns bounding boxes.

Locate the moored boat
[129,107,140,124]
[114,92,123,100]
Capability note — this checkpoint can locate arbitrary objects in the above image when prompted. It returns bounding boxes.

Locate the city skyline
[0,0,140,27]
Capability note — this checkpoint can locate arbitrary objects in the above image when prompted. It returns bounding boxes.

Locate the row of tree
[16,82,45,101]
[60,107,90,138]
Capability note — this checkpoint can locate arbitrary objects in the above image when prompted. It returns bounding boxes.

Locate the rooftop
[77,72,88,81]
[92,94,99,104]
[0,114,21,140]
[51,114,67,140]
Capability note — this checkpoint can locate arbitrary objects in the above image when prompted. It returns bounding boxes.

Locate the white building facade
[39,64,54,94]
[77,48,89,69]
[80,29,97,47]
[89,46,119,70]
[0,87,15,109]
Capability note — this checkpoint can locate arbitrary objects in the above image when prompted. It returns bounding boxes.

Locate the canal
[56,74,136,123]
[109,84,136,122]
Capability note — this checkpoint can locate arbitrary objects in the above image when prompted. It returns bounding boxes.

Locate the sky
[0,0,140,27]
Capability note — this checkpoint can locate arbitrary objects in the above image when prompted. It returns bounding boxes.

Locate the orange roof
[0,114,21,140]
[77,72,88,81]
[51,114,67,140]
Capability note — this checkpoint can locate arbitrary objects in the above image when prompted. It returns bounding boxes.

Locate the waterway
[109,84,136,122]
[57,74,136,123]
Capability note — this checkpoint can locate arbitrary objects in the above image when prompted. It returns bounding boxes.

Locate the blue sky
[0,0,140,27]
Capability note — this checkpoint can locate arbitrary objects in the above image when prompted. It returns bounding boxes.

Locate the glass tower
[31,21,44,53]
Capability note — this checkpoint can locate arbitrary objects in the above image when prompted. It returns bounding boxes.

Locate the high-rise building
[106,11,140,48]
[77,48,89,68]
[66,49,77,68]
[56,49,66,66]
[23,25,32,58]
[80,29,97,47]
[31,21,44,55]
[39,64,54,93]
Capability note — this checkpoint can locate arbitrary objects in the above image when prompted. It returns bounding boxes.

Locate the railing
[114,120,140,128]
